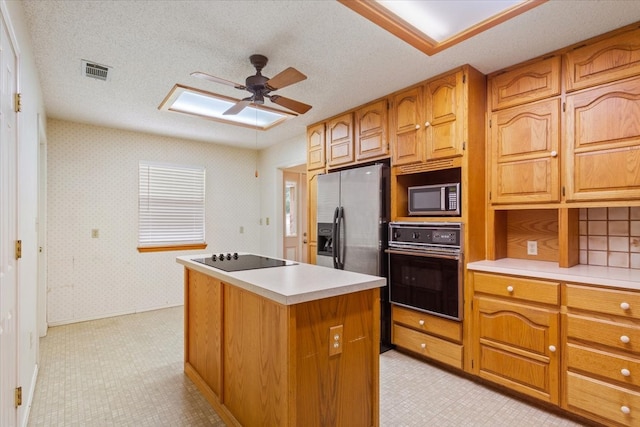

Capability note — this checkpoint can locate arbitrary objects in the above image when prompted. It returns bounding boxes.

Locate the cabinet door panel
[326,113,354,168]
[565,27,640,92]
[480,345,549,391]
[307,123,325,170]
[490,56,561,110]
[490,98,560,204]
[425,72,464,160]
[356,99,388,161]
[565,78,640,201]
[391,87,423,165]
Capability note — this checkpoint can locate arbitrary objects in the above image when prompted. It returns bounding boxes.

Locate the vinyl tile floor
[27,307,588,426]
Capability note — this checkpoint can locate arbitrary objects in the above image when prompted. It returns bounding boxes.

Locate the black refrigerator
[316,163,392,352]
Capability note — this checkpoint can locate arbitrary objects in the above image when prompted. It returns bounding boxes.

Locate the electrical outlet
[527,240,538,255]
[91,229,99,238]
[329,325,343,356]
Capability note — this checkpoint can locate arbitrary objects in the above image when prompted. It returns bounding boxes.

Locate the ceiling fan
[191,54,312,116]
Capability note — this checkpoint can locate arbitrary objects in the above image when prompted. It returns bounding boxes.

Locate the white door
[0,7,19,426]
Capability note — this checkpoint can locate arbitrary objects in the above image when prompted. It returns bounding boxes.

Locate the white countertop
[467,259,640,291]
[177,254,386,305]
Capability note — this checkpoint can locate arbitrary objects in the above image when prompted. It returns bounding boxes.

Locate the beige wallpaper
[47,119,260,325]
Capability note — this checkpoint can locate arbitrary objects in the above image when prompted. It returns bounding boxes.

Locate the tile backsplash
[579,207,640,269]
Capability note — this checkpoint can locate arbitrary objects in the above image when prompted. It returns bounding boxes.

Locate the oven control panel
[389,222,461,250]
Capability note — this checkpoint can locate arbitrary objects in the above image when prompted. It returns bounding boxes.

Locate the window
[285,179,297,237]
[138,161,206,252]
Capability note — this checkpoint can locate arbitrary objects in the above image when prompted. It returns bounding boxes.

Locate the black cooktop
[193,253,297,272]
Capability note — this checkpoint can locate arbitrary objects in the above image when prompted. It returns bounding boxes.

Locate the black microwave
[408,183,460,216]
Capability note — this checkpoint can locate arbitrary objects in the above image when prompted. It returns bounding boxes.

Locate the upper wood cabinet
[424,70,465,160]
[355,99,389,161]
[489,56,561,111]
[489,98,561,204]
[564,77,640,201]
[390,86,423,166]
[326,112,354,168]
[306,123,325,171]
[564,26,640,92]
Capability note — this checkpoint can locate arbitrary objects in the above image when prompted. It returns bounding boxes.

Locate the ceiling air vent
[82,60,110,81]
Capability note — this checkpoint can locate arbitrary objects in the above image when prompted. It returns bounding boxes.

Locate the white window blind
[138,161,205,247]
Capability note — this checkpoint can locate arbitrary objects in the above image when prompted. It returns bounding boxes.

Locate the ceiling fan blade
[269,95,312,114]
[223,99,251,115]
[191,71,246,90]
[265,67,307,90]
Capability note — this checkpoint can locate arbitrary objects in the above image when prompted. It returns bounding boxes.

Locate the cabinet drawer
[566,284,640,320]
[564,26,640,92]
[567,314,640,354]
[473,272,559,305]
[567,372,640,427]
[567,343,640,387]
[489,56,561,110]
[392,305,462,342]
[392,324,462,369]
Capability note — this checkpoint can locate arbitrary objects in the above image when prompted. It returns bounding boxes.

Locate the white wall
[258,133,306,258]
[46,120,260,325]
[3,1,47,425]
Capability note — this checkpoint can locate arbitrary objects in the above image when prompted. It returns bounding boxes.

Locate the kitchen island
[176,254,386,427]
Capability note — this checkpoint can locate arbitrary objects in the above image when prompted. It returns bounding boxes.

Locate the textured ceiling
[21,1,640,150]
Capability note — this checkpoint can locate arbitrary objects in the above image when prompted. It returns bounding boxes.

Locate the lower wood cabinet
[471,272,560,404]
[564,284,640,426]
[391,305,463,369]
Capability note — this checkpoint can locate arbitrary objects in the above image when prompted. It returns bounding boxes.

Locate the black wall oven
[387,222,463,321]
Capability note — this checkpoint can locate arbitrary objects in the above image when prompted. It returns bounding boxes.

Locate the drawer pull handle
[418,319,425,326]
[621,368,631,377]
[548,345,556,353]
[506,285,514,293]
[621,406,631,415]
[420,343,426,349]
[621,302,631,310]
[621,335,631,344]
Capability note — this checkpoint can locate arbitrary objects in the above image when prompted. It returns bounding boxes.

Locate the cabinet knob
[506,285,514,293]
[548,345,556,352]
[621,302,631,310]
[420,343,426,349]
[415,124,420,130]
[621,368,631,377]
[621,335,631,344]
[418,319,425,326]
[425,121,431,127]
[550,150,558,157]
[621,406,631,415]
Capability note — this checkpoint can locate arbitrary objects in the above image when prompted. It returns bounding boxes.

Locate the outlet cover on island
[527,240,538,256]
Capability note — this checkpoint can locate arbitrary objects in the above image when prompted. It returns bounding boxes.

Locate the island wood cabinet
[184,268,380,427]
[564,77,640,202]
[564,284,640,427]
[391,305,463,369]
[471,272,560,404]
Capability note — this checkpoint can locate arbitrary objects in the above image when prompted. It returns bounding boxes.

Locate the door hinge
[471,360,474,369]
[14,93,21,113]
[489,191,492,201]
[562,186,566,197]
[15,387,22,407]
[462,141,466,150]
[15,240,22,260]
[488,119,492,128]
[562,102,566,112]
[463,74,466,84]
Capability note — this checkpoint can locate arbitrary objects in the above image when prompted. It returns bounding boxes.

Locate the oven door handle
[386,248,461,261]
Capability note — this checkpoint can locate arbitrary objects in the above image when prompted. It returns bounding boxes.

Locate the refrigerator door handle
[332,207,340,269]
[336,207,345,270]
